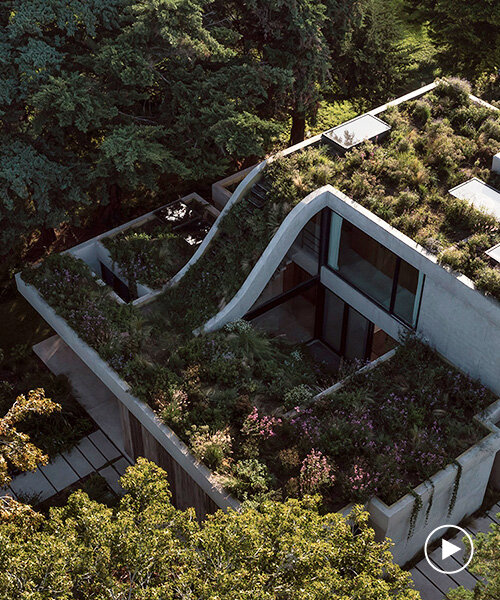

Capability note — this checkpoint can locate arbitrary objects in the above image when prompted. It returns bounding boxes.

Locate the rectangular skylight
[448,178,500,221]
[485,242,500,265]
[322,114,391,150]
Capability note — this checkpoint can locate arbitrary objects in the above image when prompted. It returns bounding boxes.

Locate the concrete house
[17,80,500,564]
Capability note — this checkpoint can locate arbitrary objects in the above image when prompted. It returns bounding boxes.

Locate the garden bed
[101,221,195,290]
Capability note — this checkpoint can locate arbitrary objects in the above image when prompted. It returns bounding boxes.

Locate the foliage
[311,336,493,507]
[283,384,314,410]
[23,254,333,501]
[102,223,195,289]
[407,0,500,79]
[334,0,409,102]
[448,517,500,600]
[0,0,283,255]
[190,425,232,470]
[299,449,335,495]
[0,458,420,599]
[23,249,494,510]
[0,388,60,487]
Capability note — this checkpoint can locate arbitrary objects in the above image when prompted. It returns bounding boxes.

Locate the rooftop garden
[102,221,195,290]
[265,79,500,299]
[20,78,498,514]
[22,250,495,512]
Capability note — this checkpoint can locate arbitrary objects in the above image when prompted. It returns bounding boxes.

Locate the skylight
[485,243,500,265]
[322,114,391,150]
[448,178,500,221]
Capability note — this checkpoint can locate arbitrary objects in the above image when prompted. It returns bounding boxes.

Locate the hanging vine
[425,482,435,525]
[408,491,423,539]
[448,461,462,517]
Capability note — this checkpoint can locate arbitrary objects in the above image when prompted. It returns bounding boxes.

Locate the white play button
[441,538,460,560]
[424,525,474,575]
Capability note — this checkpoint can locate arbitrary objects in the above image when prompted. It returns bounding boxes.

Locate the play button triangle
[442,538,461,560]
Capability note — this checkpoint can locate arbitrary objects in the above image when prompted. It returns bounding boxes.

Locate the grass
[264,80,500,299]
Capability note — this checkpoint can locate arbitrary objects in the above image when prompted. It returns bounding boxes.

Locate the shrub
[299,449,335,494]
[283,384,314,410]
[224,459,273,498]
[475,267,500,297]
[410,99,431,127]
[278,447,301,472]
[190,425,232,470]
[434,78,471,107]
[439,246,468,272]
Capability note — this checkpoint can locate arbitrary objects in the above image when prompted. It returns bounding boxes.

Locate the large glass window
[327,213,424,326]
[393,260,423,325]
[250,283,318,344]
[322,289,398,362]
[336,220,396,309]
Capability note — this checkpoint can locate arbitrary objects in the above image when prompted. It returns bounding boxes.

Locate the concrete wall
[199,184,500,396]
[368,398,500,565]
[212,166,255,210]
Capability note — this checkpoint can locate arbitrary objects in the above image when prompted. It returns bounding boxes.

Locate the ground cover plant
[102,223,195,290]
[264,79,500,299]
[22,250,494,511]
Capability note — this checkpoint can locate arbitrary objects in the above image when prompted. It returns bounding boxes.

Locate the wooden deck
[410,503,500,599]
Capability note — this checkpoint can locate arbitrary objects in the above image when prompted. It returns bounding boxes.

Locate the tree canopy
[408,0,500,78]
[0,458,420,599]
[0,0,283,252]
[0,387,60,488]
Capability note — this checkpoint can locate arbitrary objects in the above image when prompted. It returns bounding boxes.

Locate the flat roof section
[485,242,500,265]
[322,114,391,150]
[449,178,500,221]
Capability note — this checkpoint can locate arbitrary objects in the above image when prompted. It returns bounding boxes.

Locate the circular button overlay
[424,525,474,575]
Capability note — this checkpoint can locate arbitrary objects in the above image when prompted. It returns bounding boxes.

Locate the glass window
[334,220,396,309]
[393,262,423,326]
[322,289,345,353]
[344,307,371,361]
[327,212,424,327]
[250,283,318,344]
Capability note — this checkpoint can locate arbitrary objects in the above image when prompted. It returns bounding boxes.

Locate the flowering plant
[300,449,335,494]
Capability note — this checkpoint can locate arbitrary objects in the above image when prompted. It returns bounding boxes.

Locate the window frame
[325,211,425,328]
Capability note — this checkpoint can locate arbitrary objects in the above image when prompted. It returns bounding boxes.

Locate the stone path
[1,429,133,504]
[410,503,500,599]
[33,336,126,453]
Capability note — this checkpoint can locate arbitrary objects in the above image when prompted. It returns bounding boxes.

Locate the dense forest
[0,0,499,299]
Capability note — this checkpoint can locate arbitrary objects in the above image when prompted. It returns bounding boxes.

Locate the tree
[214,0,351,144]
[0,458,421,599]
[0,388,60,487]
[448,517,500,600]
[214,0,406,144]
[0,0,283,256]
[333,0,407,102]
[407,0,500,78]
